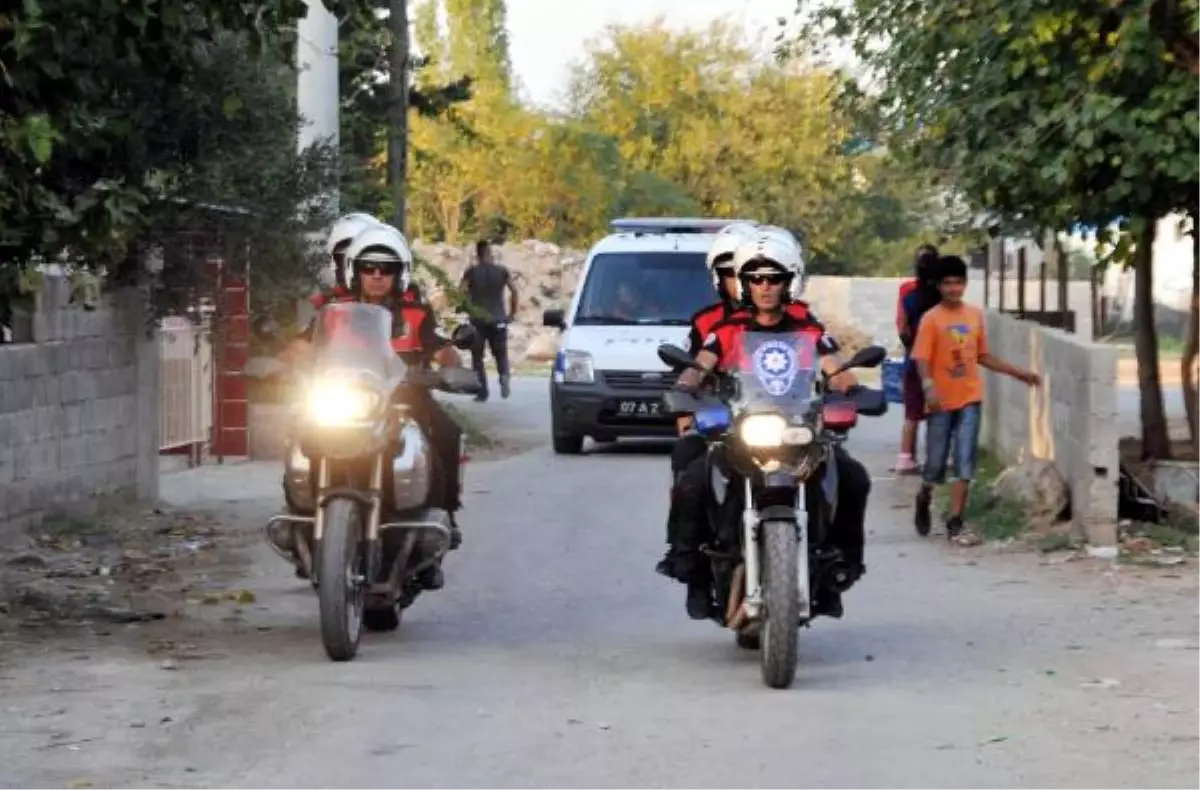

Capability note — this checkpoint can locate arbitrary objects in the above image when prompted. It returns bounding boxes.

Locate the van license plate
[617,399,661,418]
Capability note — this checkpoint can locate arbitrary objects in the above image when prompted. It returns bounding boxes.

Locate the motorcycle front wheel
[760,519,800,689]
[317,498,366,661]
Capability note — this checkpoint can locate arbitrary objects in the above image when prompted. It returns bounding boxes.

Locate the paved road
[1,378,1196,788]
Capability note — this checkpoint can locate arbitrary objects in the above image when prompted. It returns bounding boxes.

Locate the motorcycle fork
[313,458,331,541]
[741,479,810,621]
[312,455,385,583]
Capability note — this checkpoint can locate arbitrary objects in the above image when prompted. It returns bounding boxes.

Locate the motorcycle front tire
[760,519,800,689]
[317,498,366,661]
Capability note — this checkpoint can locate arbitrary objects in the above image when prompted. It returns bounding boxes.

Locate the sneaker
[914,488,932,537]
[946,516,982,546]
[500,376,511,399]
[686,581,713,620]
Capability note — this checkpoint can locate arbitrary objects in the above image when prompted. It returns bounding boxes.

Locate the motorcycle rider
[656,222,757,578]
[286,223,473,590]
[309,212,423,310]
[666,230,872,620]
[656,223,816,579]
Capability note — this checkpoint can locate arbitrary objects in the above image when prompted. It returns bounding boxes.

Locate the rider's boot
[686,578,714,620]
[417,562,445,590]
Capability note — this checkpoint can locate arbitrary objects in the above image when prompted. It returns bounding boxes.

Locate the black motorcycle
[659,331,887,688]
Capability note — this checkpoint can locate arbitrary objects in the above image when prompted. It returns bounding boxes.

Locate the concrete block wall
[803,276,1095,348]
[978,311,1120,547]
[0,276,160,536]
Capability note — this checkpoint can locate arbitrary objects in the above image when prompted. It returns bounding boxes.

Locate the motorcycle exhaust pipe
[724,563,745,627]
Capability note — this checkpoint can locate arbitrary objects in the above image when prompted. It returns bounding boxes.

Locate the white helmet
[325,212,380,257]
[733,231,806,302]
[705,222,759,296]
[757,225,804,257]
[344,223,414,294]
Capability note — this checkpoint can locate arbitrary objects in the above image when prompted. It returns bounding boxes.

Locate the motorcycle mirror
[450,323,477,350]
[848,345,887,370]
[657,343,702,371]
[829,344,887,378]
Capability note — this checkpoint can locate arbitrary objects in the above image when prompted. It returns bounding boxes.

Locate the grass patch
[932,449,1032,541]
[442,402,495,451]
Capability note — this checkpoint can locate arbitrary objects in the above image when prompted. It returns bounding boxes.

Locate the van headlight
[556,350,595,384]
[739,414,787,448]
[305,381,380,426]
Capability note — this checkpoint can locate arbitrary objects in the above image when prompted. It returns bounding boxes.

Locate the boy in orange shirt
[910,256,1041,544]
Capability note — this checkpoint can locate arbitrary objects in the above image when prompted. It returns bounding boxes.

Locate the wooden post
[1057,236,1069,331]
[998,239,1007,312]
[1039,245,1048,311]
[1017,246,1027,315]
[983,242,992,307]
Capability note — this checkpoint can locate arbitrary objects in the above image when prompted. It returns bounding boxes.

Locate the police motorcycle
[659,332,887,688]
[264,301,479,661]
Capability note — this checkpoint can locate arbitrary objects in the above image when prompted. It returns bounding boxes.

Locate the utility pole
[387,0,410,233]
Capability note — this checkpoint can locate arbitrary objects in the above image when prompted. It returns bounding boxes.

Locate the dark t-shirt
[462,262,512,324]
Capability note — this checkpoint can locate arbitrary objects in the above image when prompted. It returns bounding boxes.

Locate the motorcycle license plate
[616,399,662,418]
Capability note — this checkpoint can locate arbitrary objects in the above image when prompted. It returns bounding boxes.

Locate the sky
[504,0,802,110]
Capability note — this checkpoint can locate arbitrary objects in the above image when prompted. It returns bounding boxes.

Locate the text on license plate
[617,399,662,417]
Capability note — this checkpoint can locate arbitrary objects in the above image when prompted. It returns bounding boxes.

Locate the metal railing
[159,316,214,463]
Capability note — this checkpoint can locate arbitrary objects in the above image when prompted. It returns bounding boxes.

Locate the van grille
[600,370,678,390]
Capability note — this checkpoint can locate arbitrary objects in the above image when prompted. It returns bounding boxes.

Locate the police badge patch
[752,339,801,396]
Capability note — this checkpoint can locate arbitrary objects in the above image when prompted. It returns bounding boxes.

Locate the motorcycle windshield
[731,330,820,416]
[309,301,402,383]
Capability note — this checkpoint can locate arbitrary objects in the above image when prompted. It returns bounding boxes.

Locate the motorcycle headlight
[305,381,380,426]
[739,413,787,448]
[781,425,815,446]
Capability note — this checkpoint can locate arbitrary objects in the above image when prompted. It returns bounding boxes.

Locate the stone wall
[803,276,1095,350]
[0,277,159,537]
[978,311,1119,547]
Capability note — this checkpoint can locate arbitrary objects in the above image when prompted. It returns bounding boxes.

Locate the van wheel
[552,433,583,455]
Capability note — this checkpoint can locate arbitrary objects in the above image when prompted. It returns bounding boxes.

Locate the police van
[542,217,757,454]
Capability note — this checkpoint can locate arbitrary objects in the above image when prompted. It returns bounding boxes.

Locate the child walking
[910,255,1042,544]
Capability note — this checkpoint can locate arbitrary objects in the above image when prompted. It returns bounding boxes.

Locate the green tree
[0,0,352,273]
[443,0,512,95]
[796,0,1199,458]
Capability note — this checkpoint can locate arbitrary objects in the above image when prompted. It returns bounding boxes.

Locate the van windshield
[573,252,712,326]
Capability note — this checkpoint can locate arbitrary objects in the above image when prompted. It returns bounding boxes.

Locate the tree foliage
[0,0,352,270]
[369,15,955,267]
[790,0,1199,456]
[795,0,1198,247]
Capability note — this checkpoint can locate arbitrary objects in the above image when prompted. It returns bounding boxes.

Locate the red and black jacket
[300,293,449,364]
[687,301,738,357]
[701,308,839,372]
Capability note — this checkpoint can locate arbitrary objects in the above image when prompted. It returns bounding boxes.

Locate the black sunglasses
[745,273,788,286]
[356,263,397,277]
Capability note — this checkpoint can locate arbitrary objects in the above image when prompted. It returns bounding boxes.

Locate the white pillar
[295,0,340,284]
[296,0,340,155]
